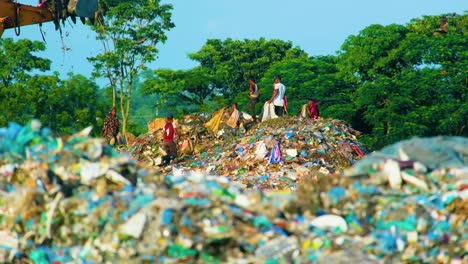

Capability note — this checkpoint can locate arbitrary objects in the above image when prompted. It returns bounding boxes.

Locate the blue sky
[3,0,466,84]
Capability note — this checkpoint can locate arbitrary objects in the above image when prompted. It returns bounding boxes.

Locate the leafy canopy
[88,0,175,137]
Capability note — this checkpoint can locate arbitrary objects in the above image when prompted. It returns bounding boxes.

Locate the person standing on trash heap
[305,98,320,120]
[268,76,286,117]
[162,113,178,166]
[102,106,119,145]
[247,77,260,123]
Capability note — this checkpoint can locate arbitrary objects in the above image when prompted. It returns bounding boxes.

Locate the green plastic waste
[167,244,197,258]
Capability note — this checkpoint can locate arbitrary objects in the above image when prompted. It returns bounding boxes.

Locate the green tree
[255,55,350,119]
[0,80,36,126]
[306,56,354,122]
[338,23,409,83]
[337,14,467,149]
[188,38,305,102]
[141,67,216,116]
[54,73,105,135]
[22,74,104,135]
[0,38,51,126]
[0,72,105,135]
[0,38,106,132]
[0,38,51,87]
[127,71,159,135]
[88,0,175,139]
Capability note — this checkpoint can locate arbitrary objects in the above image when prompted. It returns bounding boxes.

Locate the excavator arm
[0,0,54,38]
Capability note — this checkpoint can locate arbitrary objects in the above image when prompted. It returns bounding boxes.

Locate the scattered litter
[0,119,465,263]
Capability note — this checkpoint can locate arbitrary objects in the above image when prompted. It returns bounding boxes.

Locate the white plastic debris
[382,159,402,190]
[285,149,298,157]
[118,211,146,239]
[255,140,269,160]
[310,214,348,232]
[401,172,429,192]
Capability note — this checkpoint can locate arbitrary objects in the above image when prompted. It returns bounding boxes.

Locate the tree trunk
[118,77,133,145]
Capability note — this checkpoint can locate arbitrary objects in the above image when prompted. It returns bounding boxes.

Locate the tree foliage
[188,38,305,102]
[0,38,106,134]
[338,24,409,82]
[139,14,465,151]
[256,55,351,118]
[88,0,175,138]
[336,13,467,149]
[32,74,105,135]
[0,38,50,87]
[1,13,465,151]
[141,67,215,116]
[127,71,160,136]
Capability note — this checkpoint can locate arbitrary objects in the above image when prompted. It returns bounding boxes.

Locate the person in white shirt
[268,76,286,117]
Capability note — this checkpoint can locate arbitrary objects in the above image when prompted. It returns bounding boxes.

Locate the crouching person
[300,98,320,121]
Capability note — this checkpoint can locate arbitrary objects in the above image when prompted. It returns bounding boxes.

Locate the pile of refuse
[0,119,466,263]
[130,115,368,190]
[293,136,467,263]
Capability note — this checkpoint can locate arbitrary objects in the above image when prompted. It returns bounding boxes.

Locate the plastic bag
[226,109,240,129]
[261,102,278,122]
[205,107,226,134]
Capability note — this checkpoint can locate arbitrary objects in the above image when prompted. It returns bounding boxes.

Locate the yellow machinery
[0,0,55,38]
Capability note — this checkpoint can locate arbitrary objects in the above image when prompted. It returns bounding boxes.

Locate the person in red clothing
[300,98,320,121]
[307,98,320,120]
[162,113,177,166]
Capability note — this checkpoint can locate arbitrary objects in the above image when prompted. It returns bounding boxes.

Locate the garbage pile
[130,116,368,190]
[291,136,467,263]
[0,120,466,263]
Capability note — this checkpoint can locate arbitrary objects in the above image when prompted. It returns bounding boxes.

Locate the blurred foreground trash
[0,120,466,263]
